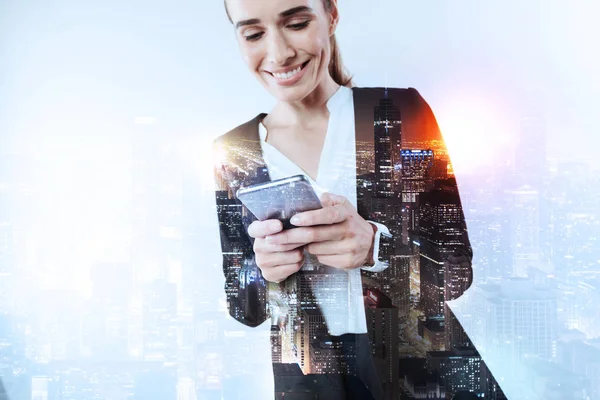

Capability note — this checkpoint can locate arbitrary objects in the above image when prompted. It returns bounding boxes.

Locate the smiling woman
[212,0,474,399]
[224,0,353,99]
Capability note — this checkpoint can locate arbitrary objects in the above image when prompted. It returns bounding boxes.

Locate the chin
[270,87,313,102]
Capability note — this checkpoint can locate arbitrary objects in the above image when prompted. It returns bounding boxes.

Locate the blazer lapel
[237,112,271,189]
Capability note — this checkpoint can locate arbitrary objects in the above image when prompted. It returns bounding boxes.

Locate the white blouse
[258,85,391,335]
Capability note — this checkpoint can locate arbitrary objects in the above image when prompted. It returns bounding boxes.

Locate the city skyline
[2,1,600,399]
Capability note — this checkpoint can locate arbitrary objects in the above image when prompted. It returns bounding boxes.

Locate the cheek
[309,33,331,70]
[315,45,331,74]
[239,47,260,71]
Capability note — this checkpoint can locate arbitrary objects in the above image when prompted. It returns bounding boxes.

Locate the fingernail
[270,220,281,230]
[290,215,301,225]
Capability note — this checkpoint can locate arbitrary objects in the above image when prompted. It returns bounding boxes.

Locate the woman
[213,0,474,399]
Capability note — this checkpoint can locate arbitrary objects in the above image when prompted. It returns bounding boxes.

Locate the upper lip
[267,61,308,75]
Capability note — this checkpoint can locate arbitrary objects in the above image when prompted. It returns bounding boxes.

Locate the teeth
[273,65,302,80]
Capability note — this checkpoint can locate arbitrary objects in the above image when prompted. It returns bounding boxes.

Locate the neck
[270,77,341,128]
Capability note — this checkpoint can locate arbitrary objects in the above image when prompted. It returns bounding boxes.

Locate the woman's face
[226,0,337,102]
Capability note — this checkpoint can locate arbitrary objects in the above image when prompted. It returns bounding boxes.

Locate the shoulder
[213,113,266,148]
[351,86,434,111]
[351,86,423,99]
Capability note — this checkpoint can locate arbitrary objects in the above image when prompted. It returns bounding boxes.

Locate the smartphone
[236,174,322,229]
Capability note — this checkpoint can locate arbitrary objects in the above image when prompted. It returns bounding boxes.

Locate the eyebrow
[235,6,314,29]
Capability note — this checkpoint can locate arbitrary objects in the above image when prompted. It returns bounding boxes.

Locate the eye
[244,31,264,42]
[287,20,310,30]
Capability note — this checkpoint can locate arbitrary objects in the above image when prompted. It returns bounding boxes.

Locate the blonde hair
[224,0,354,88]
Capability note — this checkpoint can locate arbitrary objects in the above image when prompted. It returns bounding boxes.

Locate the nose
[266,30,295,65]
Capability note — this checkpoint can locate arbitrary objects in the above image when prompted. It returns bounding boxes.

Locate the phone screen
[236,175,322,229]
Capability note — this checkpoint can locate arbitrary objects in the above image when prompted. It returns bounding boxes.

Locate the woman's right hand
[248,219,305,283]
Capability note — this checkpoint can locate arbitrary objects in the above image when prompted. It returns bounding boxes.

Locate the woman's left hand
[264,193,377,270]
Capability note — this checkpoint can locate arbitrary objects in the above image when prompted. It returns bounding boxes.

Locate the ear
[327,0,340,36]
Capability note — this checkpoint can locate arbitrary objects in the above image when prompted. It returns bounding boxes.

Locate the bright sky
[1,0,599,171]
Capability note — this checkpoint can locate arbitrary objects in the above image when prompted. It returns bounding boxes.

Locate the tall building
[507,186,541,277]
[364,289,399,400]
[471,278,558,375]
[401,149,434,204]
[419,180,469,319]
[215,190,268,324]
[131,117,164,286]
[426,348,484,398]
[142,280,178,363]
[369,253,412,321]
[444,252,474,350]
[0,220,13,315]
[298,309,329,374]
[271,326,282,363]
[401,149,435,245]
[31,376,49,400]
[176,377,196,400]
[419,316,445,351]
[364,91,412,329]
[0,154,18,316]
[373,89,402,198]
[556,338,600,399]
[514,101,547,188]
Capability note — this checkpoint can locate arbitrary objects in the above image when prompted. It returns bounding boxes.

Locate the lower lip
[269,61,309,87]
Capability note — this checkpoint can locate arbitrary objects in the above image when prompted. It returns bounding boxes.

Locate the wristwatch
[362,221,393,273]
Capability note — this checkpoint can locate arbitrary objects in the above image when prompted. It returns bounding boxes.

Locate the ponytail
[328,33,353,88]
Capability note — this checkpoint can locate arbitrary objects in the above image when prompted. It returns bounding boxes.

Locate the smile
[268,61,310,86]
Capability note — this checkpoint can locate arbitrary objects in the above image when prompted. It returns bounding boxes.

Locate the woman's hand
[265,193,377,270]
[247,219,306,283]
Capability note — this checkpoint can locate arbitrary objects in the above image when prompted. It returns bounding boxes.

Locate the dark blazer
[213,87,474,398]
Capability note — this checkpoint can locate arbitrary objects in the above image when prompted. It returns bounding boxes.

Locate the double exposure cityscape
[1,86,599,400]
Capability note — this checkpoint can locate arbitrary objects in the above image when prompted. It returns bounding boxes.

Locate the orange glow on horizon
[433,90,517,175]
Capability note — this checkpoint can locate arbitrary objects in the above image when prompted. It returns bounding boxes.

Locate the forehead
[227,0,324,23]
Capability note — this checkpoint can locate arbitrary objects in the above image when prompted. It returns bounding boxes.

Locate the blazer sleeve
[212,138,269,328]
[410,88,474,298]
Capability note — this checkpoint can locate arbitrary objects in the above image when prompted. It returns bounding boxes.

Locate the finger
[248,219,283,238]
[266,225,345,245]
[305,240,352,256]
[262,262,305,283]
[254,238,305,253]
[256,248,304,270]
[290,204,349,226]
[315,254,355,270]
[319,192,348,208]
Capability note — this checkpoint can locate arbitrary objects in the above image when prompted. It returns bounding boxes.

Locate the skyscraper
[31,376,49,400]
[444,253,474,350]
[366,91,412,324]
[271,326,282,363]
[401,149,434,204]
[426,347,484,397]
[365,289,399,400]
[215,190,268,324]
[507,185,541,277]
[471,278,558,374]
[373,89,402,198]
[419,180,469,319]
[401,149,435,245]
[514,102,547,188]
